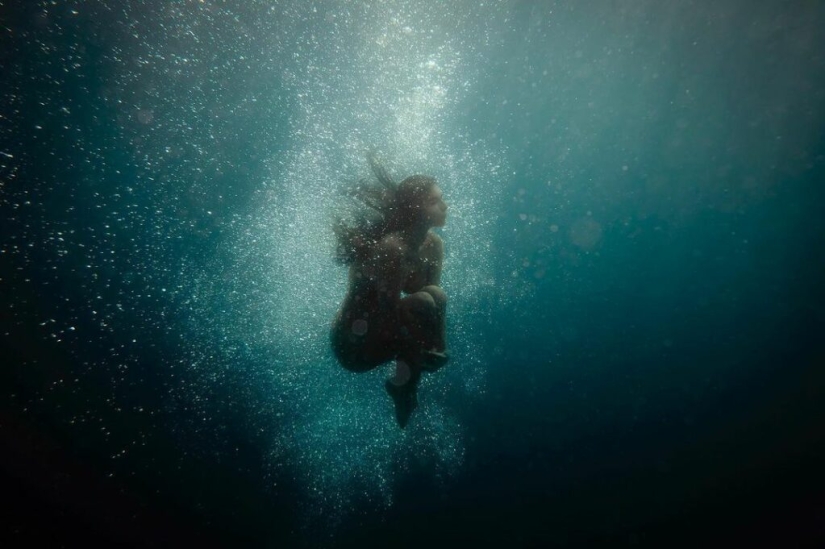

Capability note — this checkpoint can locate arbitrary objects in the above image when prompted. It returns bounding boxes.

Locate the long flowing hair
[333,155,435,265]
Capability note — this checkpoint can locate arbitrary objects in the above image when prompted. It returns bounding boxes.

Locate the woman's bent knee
[402,291,436,315]
[422,285,447,307]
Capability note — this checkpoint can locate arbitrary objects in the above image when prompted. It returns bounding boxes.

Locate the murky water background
[2,1,824,547]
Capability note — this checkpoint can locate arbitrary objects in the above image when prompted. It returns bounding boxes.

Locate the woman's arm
[424,233,444,287]
[368,234,406,311]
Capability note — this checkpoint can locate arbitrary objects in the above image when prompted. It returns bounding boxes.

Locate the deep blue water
[2,1,825,547]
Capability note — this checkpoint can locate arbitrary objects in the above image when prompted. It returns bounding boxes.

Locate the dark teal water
[2,1,824,547]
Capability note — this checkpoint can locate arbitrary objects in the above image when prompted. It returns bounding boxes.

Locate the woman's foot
[420,349,450,372]
[385,379,418,429]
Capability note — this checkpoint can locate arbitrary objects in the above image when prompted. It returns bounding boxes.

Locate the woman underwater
[331,156,450,428]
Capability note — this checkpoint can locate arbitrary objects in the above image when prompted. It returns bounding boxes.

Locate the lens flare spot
[351,319,368,336]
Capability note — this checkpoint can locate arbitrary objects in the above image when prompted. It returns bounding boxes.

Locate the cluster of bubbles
[2,0,511,535]
[147,0,511,529]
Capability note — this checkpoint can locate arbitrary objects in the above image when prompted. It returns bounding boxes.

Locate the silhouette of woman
[331,155,449,427]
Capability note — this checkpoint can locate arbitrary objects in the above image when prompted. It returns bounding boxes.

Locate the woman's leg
[330,304,396,373]
[420,285,447,353]
[398,286,447,354]
[386,288,449,428]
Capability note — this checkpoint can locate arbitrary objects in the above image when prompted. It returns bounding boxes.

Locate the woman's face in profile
[423,185,448,228]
